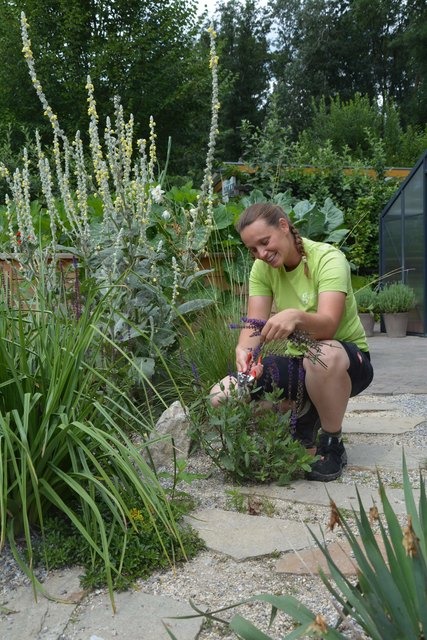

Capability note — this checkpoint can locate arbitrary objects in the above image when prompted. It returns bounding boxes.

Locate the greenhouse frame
[380,150,427,336]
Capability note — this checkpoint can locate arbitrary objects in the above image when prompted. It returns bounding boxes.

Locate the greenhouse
[380,150,427,335]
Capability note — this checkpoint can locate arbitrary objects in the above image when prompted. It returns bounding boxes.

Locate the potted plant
[377,282,416,337]
[354,286,378,337]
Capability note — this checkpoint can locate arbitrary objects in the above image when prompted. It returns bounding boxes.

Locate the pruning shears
[236,352,262,398]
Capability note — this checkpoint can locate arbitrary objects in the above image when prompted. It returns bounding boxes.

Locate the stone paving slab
[346,399,399,412]
[185,509,323,561]
[373,381,427,395]
[64,592,202,640]
[239,480,418,516]
[366,335,427,395]
[0,568,85,640]
[346,443,426,469]
[343,414,424,434]
[275,536,387,576]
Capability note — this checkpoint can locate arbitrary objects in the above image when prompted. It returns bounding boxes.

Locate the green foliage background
[0,0,426,175]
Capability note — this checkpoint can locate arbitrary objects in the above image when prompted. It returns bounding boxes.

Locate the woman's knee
[209,376,237,407]
[304,341,349,376]
[209,384,223,407]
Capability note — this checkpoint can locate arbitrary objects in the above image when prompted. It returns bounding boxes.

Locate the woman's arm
[260,290,346,343]
[236,295,272,371]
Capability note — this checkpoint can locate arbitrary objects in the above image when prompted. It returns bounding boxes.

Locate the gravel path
[1,393,426,639]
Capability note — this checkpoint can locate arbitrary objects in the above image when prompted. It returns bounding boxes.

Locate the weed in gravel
[225,489,247,513]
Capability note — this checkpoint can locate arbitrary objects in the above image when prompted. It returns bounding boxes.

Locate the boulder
[146,401,192,468]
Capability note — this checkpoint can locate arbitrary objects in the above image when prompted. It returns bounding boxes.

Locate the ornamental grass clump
[0,286,189,609]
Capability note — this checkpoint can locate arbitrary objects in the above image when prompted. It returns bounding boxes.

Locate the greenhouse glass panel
[404,165,424,333]
[380,150,427,335]
[382,195,402,282]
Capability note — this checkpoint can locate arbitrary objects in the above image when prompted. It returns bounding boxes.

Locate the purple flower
[290,408,297,435]
[191,362,200,386]
[229,317,267,339]
[241,317,266,336]
[265,359,280,388]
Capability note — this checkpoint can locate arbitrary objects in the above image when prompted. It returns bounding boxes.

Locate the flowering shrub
[0,14,225,378]
[200,385,314,484]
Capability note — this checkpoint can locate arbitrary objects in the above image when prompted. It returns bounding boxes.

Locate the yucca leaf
[378,476,417,589]
[375,516,418,621]
[402,454,423,540]
[354,494,416,635]
[230,614,274,639]
[412,549,427,638]
[311,521,395,640]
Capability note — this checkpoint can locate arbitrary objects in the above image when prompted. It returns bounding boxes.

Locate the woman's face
[240,218,299,269]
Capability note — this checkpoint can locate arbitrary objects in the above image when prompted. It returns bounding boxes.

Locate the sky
[196,0,220,16]
[196,0,268,17]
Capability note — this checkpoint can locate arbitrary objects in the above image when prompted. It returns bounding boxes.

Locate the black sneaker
[294,402,321,448]
[306,432,348,482]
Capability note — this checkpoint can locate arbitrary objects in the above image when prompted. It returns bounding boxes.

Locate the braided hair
[236,203,310,277]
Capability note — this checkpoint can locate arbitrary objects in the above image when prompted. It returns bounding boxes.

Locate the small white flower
[161,210,171,221]
[150,185,164,203]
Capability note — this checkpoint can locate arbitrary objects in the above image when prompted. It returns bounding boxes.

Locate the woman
[210,203,374,482]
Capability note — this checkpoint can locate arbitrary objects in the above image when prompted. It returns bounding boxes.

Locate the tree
[269,0,419,137]
[213,0,271,160]
[0,0,212,175]
[397,0,427,125]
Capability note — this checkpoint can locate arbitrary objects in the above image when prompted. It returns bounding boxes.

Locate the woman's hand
[250,359,264,380]
[236,346,264,379]
[236,345,251,372]
[260,309,300,342]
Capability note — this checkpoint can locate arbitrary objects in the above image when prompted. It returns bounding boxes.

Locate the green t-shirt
[249,237,369,351]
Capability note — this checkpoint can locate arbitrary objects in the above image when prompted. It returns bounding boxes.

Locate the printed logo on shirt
[300,292,316,306]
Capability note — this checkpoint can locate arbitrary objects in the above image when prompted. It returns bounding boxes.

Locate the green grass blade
[39,473,116,612]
